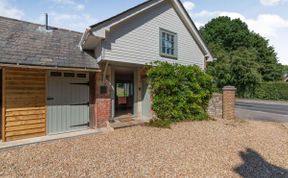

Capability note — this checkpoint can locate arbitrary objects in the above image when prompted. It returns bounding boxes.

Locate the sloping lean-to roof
[0,16,99,70]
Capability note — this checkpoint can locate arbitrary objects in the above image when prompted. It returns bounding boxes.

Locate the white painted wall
[101,1,205,69]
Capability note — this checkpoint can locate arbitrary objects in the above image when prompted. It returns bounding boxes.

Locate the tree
[200,16,283,95]
[206,43,231,90]
[249,33,282,81]
[283,65,288,80]
[229,48,261,96]
[200,17,250,51]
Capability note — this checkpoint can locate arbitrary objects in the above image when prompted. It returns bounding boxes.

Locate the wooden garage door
[2,68,46,142]
[47,72,89,134]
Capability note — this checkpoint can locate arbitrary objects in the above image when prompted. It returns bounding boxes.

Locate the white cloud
[75,4,85,11]
[246,14,288,37]
[183,1,195,11]
[218,12,246,21]
[193,10,245,21]
[37,12,97,32]
[194,22,204,28]
[260,0,286,6]
[0,0,24,19]
[52,0,85,11]
[193,10,218,17]
[246,14,288,64]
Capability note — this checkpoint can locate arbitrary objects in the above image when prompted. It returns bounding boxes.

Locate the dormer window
[160,28,177,59]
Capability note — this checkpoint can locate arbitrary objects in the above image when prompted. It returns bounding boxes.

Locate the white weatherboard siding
[102,1,205,68]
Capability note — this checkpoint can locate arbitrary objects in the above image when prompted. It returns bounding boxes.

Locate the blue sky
[0,0,287,64]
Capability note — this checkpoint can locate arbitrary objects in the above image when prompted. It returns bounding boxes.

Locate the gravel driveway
[1,120,288,177]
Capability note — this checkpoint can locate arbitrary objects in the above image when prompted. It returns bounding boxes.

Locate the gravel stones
[0,120,287,177]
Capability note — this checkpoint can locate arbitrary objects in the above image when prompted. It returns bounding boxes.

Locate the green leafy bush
[147,61,213,124]
[251,82,288,100]
[146,119,173,128]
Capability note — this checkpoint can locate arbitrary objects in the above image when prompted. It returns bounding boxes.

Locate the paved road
[236,100,288,123]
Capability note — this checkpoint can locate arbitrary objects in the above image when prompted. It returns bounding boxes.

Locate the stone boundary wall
[207,93,223,119]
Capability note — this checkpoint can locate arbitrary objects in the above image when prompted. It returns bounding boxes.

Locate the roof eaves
[90,0,155,29]
[175,0,214,60]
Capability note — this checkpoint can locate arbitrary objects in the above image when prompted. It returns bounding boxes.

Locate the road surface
[236,100,288,123]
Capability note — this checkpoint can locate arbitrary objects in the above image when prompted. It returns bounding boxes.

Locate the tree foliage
[147,61,213,122]
[200,16,283,95]
[229,48,261,96]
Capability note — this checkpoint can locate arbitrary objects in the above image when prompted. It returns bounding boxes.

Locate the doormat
[118,117,134,122]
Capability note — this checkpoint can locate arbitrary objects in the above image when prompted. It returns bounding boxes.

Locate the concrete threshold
[110,119,146,129]
[0,128,106,150]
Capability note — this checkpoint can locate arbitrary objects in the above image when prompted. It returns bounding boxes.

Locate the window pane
[168,41,172,48]
[167,48,170,54]
[161,30,176,57]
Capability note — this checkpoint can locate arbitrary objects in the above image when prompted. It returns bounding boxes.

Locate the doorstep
[110,118,146,129]
[0,128,106,150]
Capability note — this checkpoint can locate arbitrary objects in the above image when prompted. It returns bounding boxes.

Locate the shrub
[146,119,173,128]
[251,82,288,100]
[147,61,213,124]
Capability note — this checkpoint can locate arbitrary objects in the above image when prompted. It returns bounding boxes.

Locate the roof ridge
[0,15,83,34]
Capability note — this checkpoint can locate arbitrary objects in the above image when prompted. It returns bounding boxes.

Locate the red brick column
[222,86,236,120]
[95,72,112,128]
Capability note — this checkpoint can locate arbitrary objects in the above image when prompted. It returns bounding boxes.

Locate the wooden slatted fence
[2,68,47,141]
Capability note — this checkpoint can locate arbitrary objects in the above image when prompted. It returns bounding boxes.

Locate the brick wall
[207,86,236,120]
[94,72,112,128]
[222,86,236,120]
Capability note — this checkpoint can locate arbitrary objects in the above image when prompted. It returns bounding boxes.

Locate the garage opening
[47,71,90,134]
[114,71,134,120]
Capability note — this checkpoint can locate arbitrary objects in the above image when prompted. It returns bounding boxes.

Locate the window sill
[160,54,178,60]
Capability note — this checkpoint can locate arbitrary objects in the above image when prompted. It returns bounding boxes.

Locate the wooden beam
[45,70,48,135]
[0,64,101,72]
[103,62,109,82]
[2,68,6,142]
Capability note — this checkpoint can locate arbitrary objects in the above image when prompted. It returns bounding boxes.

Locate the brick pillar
[222,86,236,120]
[95,72,112,128]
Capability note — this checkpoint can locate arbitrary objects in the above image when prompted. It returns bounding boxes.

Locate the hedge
[146,61,213,122]
[251,82,288,100]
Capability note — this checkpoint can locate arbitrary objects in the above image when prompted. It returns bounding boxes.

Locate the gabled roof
[0,16,99,70]
[81,0,213,61]
[90,0,155,29]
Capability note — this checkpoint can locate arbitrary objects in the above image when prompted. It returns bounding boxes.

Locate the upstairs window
[160,29,177,59]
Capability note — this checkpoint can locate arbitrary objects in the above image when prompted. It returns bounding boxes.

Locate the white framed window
[160,28,177,59]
